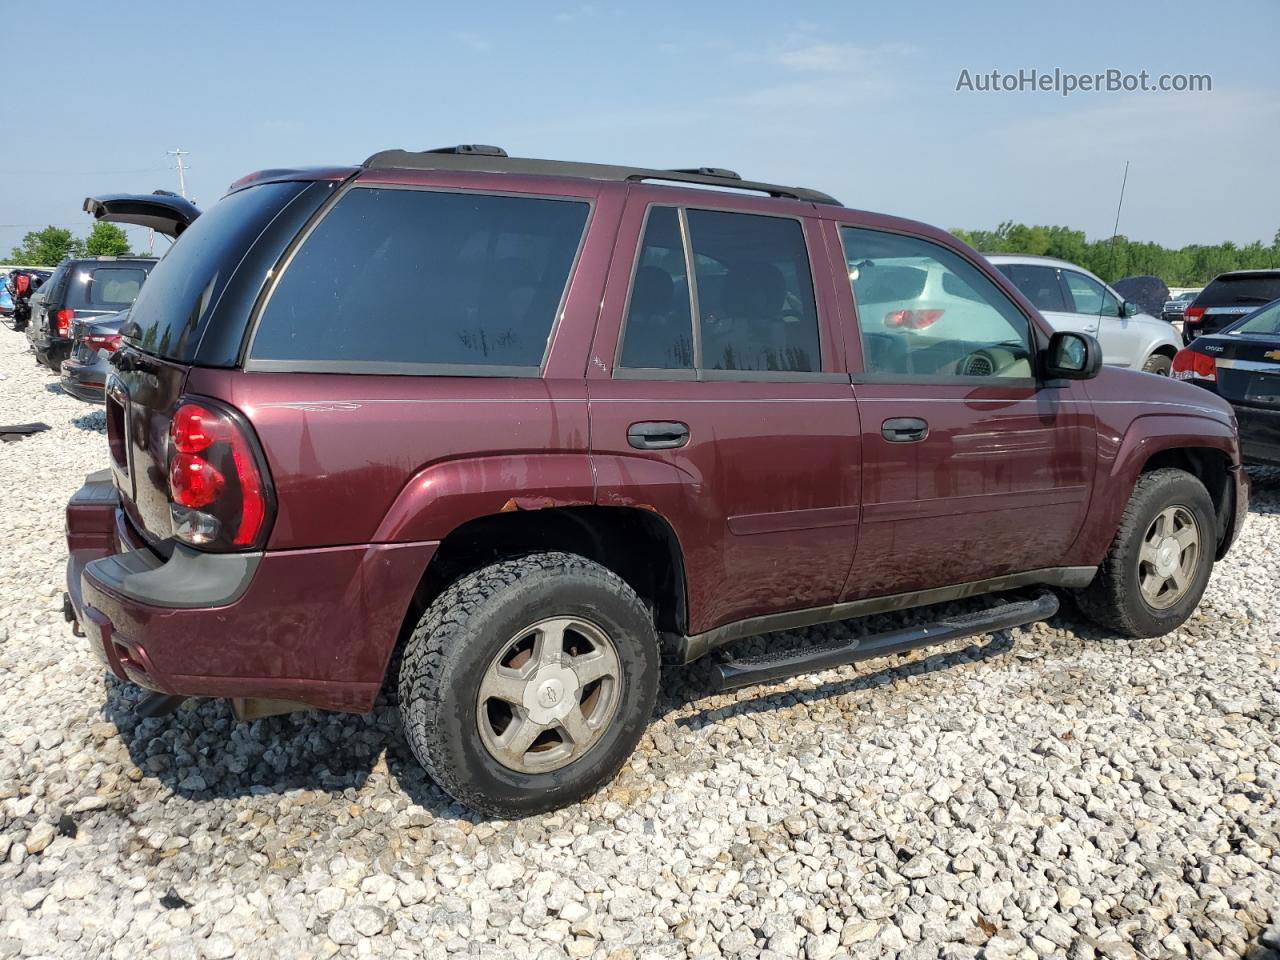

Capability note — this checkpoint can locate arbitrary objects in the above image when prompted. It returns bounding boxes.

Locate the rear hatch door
[83,191,201,237]
[105,179,325,547]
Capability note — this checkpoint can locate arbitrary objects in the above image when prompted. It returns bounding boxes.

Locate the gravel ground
[1,326,1278,960]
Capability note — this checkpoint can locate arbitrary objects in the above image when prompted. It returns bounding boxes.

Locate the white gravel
[1,327,1278,960]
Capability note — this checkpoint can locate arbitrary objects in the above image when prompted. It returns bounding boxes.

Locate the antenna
[167,148,191,199]
[1099,160,1130,324]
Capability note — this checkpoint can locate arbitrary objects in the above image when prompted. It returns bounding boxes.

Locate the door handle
[881,417,929,442]
[627,421,689,450]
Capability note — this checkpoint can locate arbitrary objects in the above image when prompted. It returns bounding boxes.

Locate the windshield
[124,181,308,361]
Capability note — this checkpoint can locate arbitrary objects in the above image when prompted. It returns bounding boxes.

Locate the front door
[831,223,1097,600]
[586,189,861,637]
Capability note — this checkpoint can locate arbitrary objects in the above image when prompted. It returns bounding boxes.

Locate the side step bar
[709,591,1059,693]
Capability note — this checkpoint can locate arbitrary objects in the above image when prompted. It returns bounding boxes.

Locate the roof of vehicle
[64,256,158,265]
[226,144,843,206]
[1208,269,1280,279]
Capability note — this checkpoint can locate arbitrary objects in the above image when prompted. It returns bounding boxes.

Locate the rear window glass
[250,187,590,371]
[1232,300,1280,336]
[1197,274,1280,307]
[64,265,150,309]
[125,182,308,361]
[998,263,1068,312]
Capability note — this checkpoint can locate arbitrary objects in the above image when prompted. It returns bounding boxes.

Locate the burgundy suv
[65,145,1247,816]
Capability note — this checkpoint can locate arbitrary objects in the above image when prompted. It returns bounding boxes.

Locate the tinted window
[843,227,1033,379]
[999,264,1068,312]
[1063,271,1119,317]
[126,182,309,361]
[1232,300,1280,336]
[686,209,820,372]
[1198,274,1280,307]
[64,265,150,309]
[252,188,589,370]
[619,207,693,369]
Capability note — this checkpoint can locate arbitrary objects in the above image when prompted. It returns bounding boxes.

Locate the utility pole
[167,148,190,199]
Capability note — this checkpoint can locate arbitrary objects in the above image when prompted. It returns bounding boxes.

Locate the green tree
[83,222,132,257]
[8,226,82,266]
[951,223,1280,285]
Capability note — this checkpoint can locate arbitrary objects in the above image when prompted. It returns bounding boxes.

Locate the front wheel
[1142,352,1173,376]
[398,552,660,817]
[1074,468,1216,637]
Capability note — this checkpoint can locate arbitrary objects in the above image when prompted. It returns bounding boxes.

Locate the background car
[59,308,128,403]
[1182,269,1280,343]
[1163,289,1201,326]
[25,256,156,369]
[986,254,1181,374]
[0,277,13,317]
[5,268,51,331]
[1174,296,1280,465]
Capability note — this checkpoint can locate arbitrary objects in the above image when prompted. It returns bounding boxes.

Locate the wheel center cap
[522,663,578,724]
[1154,537,1180,577]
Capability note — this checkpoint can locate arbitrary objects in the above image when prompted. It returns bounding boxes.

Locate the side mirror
[1044,331,1102,380]
[1121,300,1140,318]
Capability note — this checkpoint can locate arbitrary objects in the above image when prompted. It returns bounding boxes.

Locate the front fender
[1078,411,1239,563]
[372,453,596,543]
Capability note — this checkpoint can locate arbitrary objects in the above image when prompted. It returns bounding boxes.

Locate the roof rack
[362,145,841,205]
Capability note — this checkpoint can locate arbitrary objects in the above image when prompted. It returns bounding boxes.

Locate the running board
[708,591,1059,692]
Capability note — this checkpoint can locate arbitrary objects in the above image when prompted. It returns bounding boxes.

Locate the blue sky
[3,0,1277,255]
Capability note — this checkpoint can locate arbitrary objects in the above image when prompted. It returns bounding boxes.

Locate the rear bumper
[60,358,108,404]
[65,472,437,713]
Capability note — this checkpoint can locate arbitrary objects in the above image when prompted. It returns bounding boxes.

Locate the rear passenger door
[587,190,861,638]
[834,225,1097,599]
[997,262,1090,339]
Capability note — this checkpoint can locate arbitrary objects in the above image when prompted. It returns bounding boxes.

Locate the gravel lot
[1,327,1278,960]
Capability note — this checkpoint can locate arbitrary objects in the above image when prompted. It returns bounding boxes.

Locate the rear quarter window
[248,187,591,373]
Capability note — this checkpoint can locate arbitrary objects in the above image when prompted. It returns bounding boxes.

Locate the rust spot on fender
[499,497,592,513]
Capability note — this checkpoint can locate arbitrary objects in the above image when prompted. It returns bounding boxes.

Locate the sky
[3,0,1277,256]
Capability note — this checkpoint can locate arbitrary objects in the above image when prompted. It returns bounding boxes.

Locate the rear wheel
[398,552,660,817]
[1142,352,1173,376]
[1074,468,1215,637]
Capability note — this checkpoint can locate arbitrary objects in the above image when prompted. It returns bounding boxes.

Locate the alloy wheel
[476,617,622,773]
[1137,505,1200,609]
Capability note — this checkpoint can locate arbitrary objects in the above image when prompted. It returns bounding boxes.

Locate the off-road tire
[1074,468,1215,637]
[1142,353,1173,376]
[398,552,660,817]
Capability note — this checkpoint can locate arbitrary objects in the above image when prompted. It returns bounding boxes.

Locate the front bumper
[65,472,437,713]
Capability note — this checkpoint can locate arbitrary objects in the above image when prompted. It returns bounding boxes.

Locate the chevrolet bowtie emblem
[1265,350,1280,361]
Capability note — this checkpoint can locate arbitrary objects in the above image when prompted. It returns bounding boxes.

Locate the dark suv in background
[1183,269,1280,343]
[26,255,156,369]
[65,146,1245,816]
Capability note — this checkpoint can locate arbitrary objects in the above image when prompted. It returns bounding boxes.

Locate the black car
[26,257,156,369]
[1175,297,1280,465]
[1162,290,1199,325]
[60,309,128,403]
[1183,270,1280,344]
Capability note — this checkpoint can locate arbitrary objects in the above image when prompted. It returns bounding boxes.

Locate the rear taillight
[884,308,945,330]
[84,333,122,353]
[1172,347,1216,382]
[55,308,75,337]
[1183,305,1206,329]
[167,399,272,550]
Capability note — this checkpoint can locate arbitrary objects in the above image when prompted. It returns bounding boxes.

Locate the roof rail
[361,148,841,205]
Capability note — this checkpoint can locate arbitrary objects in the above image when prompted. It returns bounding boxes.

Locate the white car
[986,254,1181,375]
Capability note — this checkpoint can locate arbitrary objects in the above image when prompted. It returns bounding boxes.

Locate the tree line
[7,223,135,265]
[950,222,1280,287]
